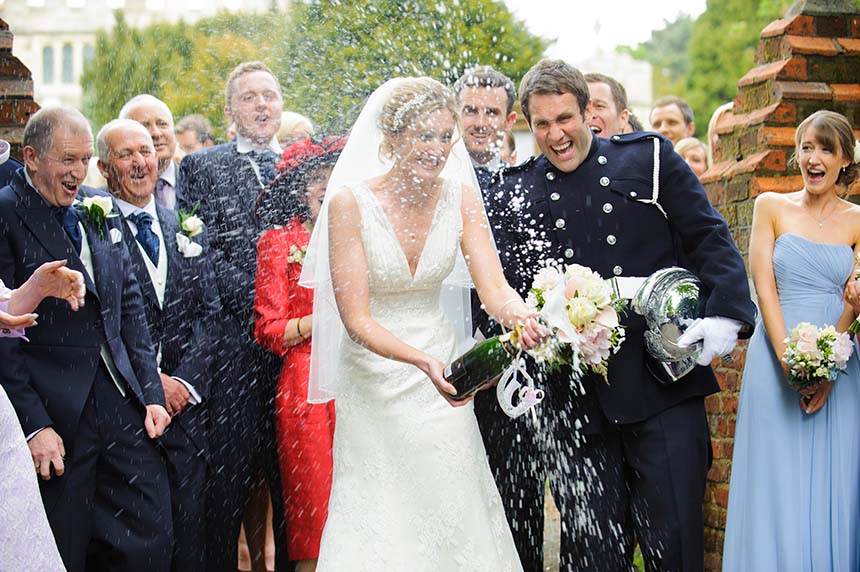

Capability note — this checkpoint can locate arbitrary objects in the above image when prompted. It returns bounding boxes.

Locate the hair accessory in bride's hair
[391,93,432,132]
[853,140,860,165]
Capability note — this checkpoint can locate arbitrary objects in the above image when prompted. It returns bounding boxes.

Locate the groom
[490,59,756,571]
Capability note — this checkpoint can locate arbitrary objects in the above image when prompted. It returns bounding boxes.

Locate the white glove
[677,316,743,366]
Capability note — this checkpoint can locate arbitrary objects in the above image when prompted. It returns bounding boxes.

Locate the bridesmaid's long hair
[792,110,859,190]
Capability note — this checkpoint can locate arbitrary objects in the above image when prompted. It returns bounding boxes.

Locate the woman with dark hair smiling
[254,136,345,572]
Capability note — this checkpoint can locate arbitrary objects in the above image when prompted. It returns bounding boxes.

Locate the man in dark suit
[98,118,221,572]
[179,61,288,571]
[491,59,756,571]
[455,65,547,572]
[120,94,183,209]
[0,107,173,572]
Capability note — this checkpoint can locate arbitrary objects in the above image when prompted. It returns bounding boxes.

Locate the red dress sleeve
[254,229,293,357]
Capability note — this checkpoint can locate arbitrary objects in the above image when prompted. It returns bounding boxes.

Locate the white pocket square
[109,227,123,244]
[176,233,203,258]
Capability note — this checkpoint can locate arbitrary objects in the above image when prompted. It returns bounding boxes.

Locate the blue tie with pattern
[58,207,82,255]
[128,211,159,265]
[249,149,278,187]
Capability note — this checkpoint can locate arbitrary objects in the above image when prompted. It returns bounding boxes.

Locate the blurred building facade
[0,0,288,108]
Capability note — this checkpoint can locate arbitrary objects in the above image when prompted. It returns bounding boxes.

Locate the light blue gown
[723,233,860,571]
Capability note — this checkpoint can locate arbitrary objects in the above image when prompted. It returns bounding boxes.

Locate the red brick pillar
[0,19,39,160]
[700,2,860,570]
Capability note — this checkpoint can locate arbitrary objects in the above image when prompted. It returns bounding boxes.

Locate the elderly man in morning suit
[0,106,172,572]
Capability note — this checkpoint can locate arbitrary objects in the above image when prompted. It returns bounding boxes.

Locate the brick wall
[0,18,38,160]
[699,2,860,570]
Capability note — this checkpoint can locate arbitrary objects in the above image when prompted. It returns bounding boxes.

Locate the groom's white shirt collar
[236,134,282,156]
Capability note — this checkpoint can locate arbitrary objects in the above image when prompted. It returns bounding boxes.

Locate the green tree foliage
[621,0,792,135]
[275,0,548,132]
[81,1,547,141]
[80,11,285,141]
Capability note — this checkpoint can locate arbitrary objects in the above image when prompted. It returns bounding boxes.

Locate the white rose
[566,297,598,329]
[533,266,562,292]
[564,264,594,282]
[91,196,113,216]
[579,279,612,308]
[181,215,204,238]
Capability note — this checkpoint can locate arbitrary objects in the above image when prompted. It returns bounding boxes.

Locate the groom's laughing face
[228,70,284,147]
[529,92,593,174]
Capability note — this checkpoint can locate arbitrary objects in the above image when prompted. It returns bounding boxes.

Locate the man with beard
[585,72,631,139]
[99,119,220,572]
[497,59,755,571]
[120,95,183,209]
[455,65,547,572]
[179,61,288,571]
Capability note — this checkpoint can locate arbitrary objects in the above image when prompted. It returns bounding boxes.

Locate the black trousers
[474,388,546,572]
[44,366,173,572]
[546,393,711,572]
[205,339,289,571]
[162,414,208,572]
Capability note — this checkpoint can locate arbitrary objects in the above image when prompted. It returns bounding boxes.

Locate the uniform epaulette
[607,131,667,145]
[500,155,538,176]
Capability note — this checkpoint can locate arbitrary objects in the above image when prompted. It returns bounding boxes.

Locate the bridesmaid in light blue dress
[723,110,860,571]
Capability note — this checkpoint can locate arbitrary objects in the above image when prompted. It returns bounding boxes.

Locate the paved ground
[543,489,561,571]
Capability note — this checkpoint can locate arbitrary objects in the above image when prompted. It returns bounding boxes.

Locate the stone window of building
[62,44,73,84]
[83,45,95,68]
[42,46,54,84]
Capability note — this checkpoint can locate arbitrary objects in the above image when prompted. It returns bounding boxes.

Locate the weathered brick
[700,161,733,184]
[725,177,751,203]
[784,35,841,56]
[738,57,808,87]
[750,175,804,197]
[761,15,815,39]
[852,16,860,38]
[0,31,12,52]
[0,99,39,124]
[831,83,860,101]
[808,56,860,84]
[775,80,832,100]
[760,126,798,147]
[0,78,33,98]
[839,37,860,54]
[712,485,730,509]
[815,15,851,39]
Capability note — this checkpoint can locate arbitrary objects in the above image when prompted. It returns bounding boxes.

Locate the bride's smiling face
[391,108,457,180]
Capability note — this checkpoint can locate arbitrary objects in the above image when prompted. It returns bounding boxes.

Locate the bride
[300,77,543,571]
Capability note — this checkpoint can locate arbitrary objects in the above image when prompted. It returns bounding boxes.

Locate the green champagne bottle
[444,335,517,401]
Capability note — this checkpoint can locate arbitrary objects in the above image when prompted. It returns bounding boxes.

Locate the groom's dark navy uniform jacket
[484,131,755,572]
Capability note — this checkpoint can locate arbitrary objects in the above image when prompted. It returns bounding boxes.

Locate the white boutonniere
[175,206,204,258]
[175,232,203,258]
[287,244,307,265]
[75,196,118,239]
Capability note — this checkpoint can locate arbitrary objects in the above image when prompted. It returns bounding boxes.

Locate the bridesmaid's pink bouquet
[782,322,853,388]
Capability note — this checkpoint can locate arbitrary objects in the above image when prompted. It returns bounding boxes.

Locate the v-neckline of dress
[364,181,448,284]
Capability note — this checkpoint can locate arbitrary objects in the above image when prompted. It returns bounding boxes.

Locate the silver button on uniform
[599,177,610,187]
[550,192,560,201]
[606,234,617,245]
[613,265,623,276]
[611,135,620,141]
[602,203,613,214]
[546,172,556,181]
[630,191,638,198]
[555,218,565,229]
[564,248,574,258]
[598,155,607,165]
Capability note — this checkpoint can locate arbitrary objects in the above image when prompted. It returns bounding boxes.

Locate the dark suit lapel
[158,204,183,308]
[119,212,160,311]
[13,174,99,300]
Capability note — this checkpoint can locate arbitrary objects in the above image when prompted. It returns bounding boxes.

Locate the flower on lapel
[177,205,204,238]
[175,232,203,258]
[176,205,204,257]
[75,196,118,239]
[287,244,307,265]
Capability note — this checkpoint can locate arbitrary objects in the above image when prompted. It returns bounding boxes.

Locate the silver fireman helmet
[631,267,702,384]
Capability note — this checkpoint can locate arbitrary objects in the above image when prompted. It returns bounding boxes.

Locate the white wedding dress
[316,180,523,572]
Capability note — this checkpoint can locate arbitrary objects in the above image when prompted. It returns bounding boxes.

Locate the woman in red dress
[254,137,344,572]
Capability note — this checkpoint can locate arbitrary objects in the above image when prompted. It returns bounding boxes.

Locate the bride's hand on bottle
[417,354,468,407]
[517,316,547,350]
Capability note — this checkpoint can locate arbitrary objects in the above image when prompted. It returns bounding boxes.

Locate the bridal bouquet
[782,322,853,388]
[522,264,626,381]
